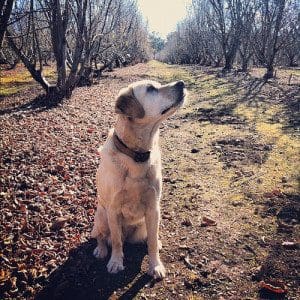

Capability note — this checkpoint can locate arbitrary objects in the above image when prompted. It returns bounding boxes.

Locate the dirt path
[0,62,299,299]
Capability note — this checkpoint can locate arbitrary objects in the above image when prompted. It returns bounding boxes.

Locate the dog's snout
[175,80,185,89]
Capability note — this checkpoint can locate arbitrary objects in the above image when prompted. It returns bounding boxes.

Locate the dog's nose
[175,80,185,89]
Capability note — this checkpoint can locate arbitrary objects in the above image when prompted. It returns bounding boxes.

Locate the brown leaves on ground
[0,65,148,299]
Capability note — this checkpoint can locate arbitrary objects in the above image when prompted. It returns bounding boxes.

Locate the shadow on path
[254,193,300,299]
[0,94,62,116]
[36,239,152,300]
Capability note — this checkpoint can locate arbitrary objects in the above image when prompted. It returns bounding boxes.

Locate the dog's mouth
[161,90,186,115]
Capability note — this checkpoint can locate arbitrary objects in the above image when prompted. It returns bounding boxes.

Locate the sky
[137,0,192,39]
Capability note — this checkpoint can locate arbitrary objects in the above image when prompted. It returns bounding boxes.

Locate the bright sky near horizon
[137,0,192,39]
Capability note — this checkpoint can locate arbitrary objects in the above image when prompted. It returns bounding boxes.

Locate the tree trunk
[6,58,18,70]
[263,65,274,80]
[77,67,92,87]
[262,0,285,80]
[63,0,88,98]
[0,0,14,47]
[214,57,222,68]
[241,57,250,72]
[223,43,239,71]
[6,30,50,91]
[51,0,68,92]
[223,55,233,71]
[288,55,297,67]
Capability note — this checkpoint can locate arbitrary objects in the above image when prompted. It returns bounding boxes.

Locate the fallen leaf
[10,276,17,289]
[201,216,217,227]
[87,208,94,215]
[260,280,287,294]
[263,189,282,198]
[0,269,11,283]
[178,244,190,250]
[277,219,294,229]
[184,255,196,269]
[50,217,69,231]
[19,204,28,214]
[182,218,192,226]
[282,241,298,249]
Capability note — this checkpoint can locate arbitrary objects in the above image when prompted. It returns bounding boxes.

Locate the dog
[91,79,186,279]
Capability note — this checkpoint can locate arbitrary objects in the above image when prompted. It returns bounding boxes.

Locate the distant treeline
[158,0,300,79]
[0,0,152,99]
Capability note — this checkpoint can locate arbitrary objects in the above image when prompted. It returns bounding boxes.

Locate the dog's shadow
[36,239,153,300]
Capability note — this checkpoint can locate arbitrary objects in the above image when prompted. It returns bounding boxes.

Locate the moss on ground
[0,65,56,96]
[145,60,299,200]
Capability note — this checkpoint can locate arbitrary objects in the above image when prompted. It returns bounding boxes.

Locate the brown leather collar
[113,132,150,163]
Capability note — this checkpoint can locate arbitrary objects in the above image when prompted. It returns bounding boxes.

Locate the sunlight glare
[137,0,192,39]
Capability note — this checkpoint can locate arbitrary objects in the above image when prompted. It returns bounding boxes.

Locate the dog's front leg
[145,204,166,279]
[107,209,124,274]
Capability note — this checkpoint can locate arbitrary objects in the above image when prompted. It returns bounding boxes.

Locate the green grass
[0,65,56,97]
[146,60,300,198]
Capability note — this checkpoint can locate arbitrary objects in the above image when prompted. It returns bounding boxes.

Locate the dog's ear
[115,87,145,119]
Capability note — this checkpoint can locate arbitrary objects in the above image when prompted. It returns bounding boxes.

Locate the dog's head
[115,80,186,122]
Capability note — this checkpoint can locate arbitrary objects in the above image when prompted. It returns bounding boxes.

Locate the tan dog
[91,79,186,279]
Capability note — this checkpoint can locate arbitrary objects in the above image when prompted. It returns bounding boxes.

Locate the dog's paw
[93,245,108,259]
[148,261,166,279]
[107,256,124,274]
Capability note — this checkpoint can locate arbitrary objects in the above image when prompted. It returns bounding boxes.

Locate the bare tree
[158,0,299,76]
[238,1,258,71]
[280,1,300,67]
[4,0,151,100]
[6,0,51,91]
[0,0,14,47]
[253,0,286,79]
[207,0,244,71]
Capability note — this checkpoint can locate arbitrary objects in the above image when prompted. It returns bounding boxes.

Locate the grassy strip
[0,65,56,97]
[146,60,299,199]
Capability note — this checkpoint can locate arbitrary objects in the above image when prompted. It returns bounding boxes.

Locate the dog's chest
[121,176,156,224]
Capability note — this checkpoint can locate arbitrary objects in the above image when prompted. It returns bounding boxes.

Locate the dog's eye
[147,85,157,93]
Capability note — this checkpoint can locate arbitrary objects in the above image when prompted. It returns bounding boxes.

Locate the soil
[0,62,299,300]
